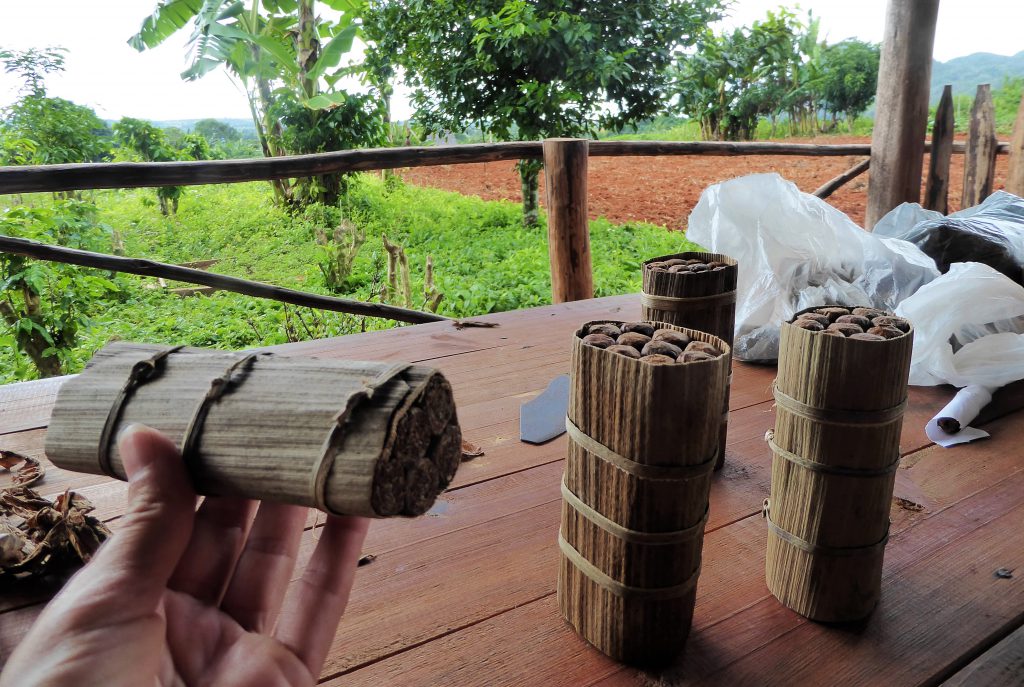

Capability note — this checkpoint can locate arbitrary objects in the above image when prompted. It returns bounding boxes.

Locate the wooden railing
[0,137,1015,316]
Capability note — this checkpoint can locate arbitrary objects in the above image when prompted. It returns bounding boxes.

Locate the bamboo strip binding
[641,252,737,471]
[765,306,913,622]
[45,342,462,518]
[558,320,730,665]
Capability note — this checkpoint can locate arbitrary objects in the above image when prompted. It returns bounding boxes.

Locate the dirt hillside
[401,135,1012,229]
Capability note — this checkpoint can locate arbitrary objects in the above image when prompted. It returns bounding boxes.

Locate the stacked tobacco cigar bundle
[642,252,738,471]
[45,342,462,518]
[580,321,722,364]
[560,320,730,665]
[765,306,913,622]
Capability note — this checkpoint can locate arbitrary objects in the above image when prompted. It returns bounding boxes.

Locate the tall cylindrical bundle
[764,306,913,622]
[558,320,730,665]
[45,342,461,517]
[641,252,737,471]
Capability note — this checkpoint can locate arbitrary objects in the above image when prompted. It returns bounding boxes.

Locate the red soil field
[401,135,1012,230]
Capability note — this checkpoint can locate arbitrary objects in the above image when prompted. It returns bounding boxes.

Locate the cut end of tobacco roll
[370,373,462,517]
[580,321,724,364]
[788,307,912,341]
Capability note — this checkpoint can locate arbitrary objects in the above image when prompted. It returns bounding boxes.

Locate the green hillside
[931,50,1024,102]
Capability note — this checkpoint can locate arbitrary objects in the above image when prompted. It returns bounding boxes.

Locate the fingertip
[117,423,181,479]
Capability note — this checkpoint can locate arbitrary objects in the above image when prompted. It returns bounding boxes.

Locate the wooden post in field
[1007,92,1024,196]
[924,85,954,213]
[543,138,593,303]
[865,0,940,229]
[963,84,998,209]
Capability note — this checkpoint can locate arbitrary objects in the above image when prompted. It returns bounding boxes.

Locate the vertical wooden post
[1007,92,1024,196]
[543,138,593,303]
[924,85,954,214]
[963,84,998,209]
[865,0,940,229]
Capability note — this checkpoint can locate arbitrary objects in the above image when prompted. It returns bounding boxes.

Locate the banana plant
[128,0,378,205]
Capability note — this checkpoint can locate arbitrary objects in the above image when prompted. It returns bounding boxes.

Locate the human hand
[1,424,369,687]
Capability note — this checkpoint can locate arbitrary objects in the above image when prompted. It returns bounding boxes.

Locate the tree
[819,39,880,130]
[193,118,242,144]
[364,0,724,225]
[130,0,386,207]
[672,9,803,141]
[113,117,184,214]
[0,47,111,166]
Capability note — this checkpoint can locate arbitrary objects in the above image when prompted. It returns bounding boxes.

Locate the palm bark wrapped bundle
[765,306,913,622]
[641,251,738,470]
[559,320,730,665]
[45,342,461,517]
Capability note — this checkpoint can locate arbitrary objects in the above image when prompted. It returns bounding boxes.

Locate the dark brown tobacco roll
[45,342,462,518]
[641,251,738,471]
[560,320,729,665]
[765,306,914,622]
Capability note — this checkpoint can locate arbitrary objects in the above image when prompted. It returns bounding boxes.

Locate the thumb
[84,424,197,606]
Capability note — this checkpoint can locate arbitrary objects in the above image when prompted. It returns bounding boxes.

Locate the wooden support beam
[1007,92,1024,196]
[813,158,870,199]
[0,235,448,325]
[924,85,954,214]
[963,84,998,209]
[543,138,592,303]
[866,0,940,229]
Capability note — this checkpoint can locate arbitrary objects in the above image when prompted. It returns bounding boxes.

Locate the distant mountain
[931,51,1024,102]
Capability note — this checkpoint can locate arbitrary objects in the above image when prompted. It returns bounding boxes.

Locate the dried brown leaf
[461,439,485,459]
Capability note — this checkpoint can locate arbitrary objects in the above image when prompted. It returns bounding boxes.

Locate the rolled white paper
[925,384,994,448]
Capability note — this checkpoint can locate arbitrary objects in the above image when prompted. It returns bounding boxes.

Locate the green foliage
[130,0,385,207]
[0,200,121,378]
[0,47,111,165]
[113,117,215,213]
[673,9,803,141]
[365,0,724,222]
[193,118,242,144]
[1,178,699,383]
[819,39,880,130]
[671,9,881,140]
[0,46,66,96]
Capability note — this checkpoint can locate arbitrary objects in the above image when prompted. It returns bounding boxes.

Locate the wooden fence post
[963,84,998,209]
[865,0,940,229]
[543,138,593,303]
[1007,92,1024,196]
[924,85,954,214]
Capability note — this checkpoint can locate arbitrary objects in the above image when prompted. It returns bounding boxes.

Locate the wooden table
[2,294,1024,686]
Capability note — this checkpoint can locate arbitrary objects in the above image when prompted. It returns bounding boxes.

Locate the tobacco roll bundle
[642,252,737,470]
[765,306,913,622]
[45,342,461,517]
[559,320,730,665]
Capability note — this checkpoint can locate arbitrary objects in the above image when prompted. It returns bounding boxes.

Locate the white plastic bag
[687,174,939,361]
[875,191,1024,284]
[895,262,1024,387]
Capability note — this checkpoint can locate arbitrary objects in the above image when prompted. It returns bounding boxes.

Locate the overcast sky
[0,0,1021,122]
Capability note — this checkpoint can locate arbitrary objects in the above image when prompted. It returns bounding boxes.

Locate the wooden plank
[865,0,940,228]
[0,376,69,435]
[0,140,1011,196]
[963,84,999,209]
[0,236,446,325]
[1007,92,1024,196]
[812,158,869,199]
[543,138,593,302]
[925,84,955,214]
[335,405,1024,686]
[942,623,1024,686]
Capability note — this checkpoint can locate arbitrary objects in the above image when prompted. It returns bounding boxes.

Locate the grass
[1,174,701,383]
